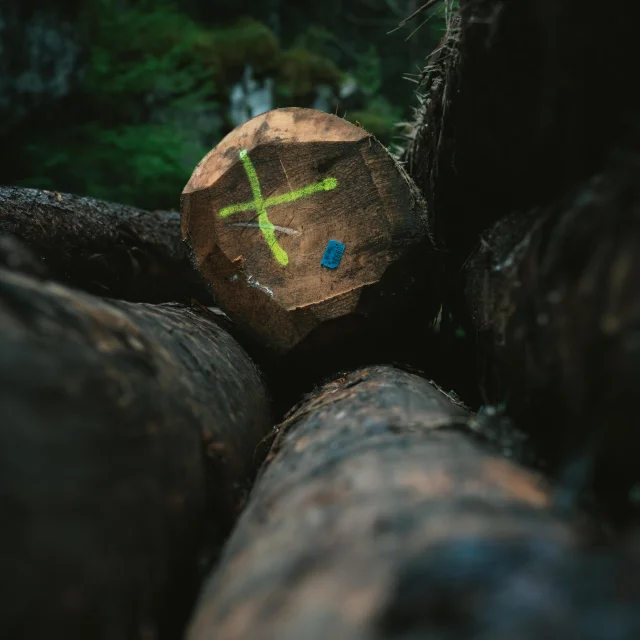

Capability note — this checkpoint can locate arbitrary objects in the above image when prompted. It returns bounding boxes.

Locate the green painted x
[219,149,338,266]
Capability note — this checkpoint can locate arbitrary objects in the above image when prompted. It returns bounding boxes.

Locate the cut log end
[181,108,438,355]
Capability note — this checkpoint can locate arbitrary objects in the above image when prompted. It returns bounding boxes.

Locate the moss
[19,123,208,210]
[82,6,280,105]
[276,48,342,105]
[84,2,215,96]
[16,1,224,209]
[293,25,343,65]
[209,19,281,84]
[353,45,383,97]
[347,97,403,145]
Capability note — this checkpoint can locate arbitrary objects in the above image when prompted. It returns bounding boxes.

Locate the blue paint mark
[321,240,345,269]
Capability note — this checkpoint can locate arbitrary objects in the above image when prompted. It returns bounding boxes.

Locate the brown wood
[0,268,270,639]
[185,366,615,640]
[0,186,211,303]
[466,151,640,514]
[181,107,439,355]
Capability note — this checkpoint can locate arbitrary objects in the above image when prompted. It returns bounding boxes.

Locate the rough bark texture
[404,0,636,255]
[182,107,441,357]
[184,366,634,640]
[466,150,640,515]
[0,186,211,303]
[401,0,640,512]
[0,268,270,639]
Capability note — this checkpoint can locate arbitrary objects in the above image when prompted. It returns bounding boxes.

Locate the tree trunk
[185,365,616,640]
[404,0,636,256]
[181,107,441,358]
[466,151,640,515]
[0,186,211,303]
[401,0,640,513]
[0,268,270,639]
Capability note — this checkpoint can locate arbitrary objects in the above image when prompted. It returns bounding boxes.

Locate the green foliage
[353,45,383,97]
[14,0,224,209]
[5,0,446,209]
[84,2,280,101]
[210,19,280,83]
[19,123,207,210]
[276,48,342,105]
[83,1,217,120]
[293,25,343,65]
[347,96,403,145]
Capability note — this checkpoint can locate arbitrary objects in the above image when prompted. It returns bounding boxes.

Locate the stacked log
[1,0,639,630]
[466,151,640,509]
[0,187,211,303]
[0,267,270,638]
[404,0,637,253]
[404,0,640,512]
[187,366,640,639]
[181,108,442,365]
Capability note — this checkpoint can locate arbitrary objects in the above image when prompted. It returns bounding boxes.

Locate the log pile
[1,0,640,632]
[0,264,270,638]
[404,0,640,515]
[188,366,630,640]
[0,187,211,303]
[466,151,640,507]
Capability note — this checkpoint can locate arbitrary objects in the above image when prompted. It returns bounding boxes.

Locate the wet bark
[0,186,211,303]
[466,151,640,515]
[185,366,627,640]
[0,268,270,639]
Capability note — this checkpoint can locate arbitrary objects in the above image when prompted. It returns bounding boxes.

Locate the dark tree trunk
[185,366,631,640]
[0,187,211,303]
[0,268,270,639]
[404,0,636,256]
[401,0,640,514]
[466,151,640,515]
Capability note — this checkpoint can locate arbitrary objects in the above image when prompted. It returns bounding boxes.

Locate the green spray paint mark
[219,149,338,266]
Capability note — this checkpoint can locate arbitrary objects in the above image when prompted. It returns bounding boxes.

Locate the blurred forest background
[0,0,446,210]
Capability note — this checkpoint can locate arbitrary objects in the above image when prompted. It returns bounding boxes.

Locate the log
[404,0,636,256]
[181,107,440,357]
[466,151,640,514]
[0,186,211,303]
[0,233,48,278]
[185,365,613,640]
[0,268,270,638]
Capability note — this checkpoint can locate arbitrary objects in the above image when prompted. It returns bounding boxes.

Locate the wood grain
[182,108,438,355]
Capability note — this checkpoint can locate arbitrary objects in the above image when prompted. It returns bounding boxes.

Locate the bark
[185,366,630,640]
[0,232,48,278]
[404,0,636,256]
[0,268,270,639]
[466,151,640,514]
[0,186,211,303]
[401,0,640,511]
